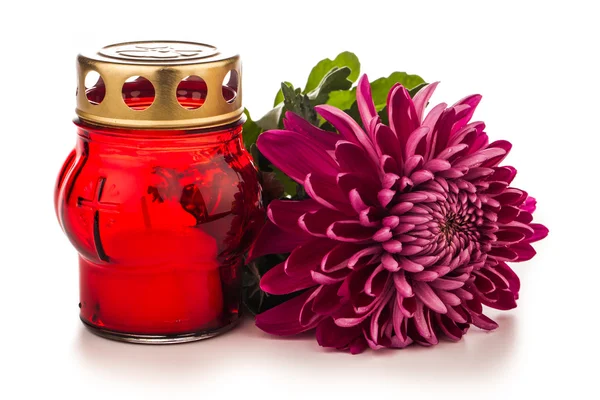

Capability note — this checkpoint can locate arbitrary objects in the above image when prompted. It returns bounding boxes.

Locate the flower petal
[347,245,383,268]
[412,82,439,122]
[423,159,451,174]
[247,220,310,261]
[300,287,327,326]
[255,288,320,335]
[338,172,380,207]
[356,74,377,132]
[489,246,519,261]
[381,252,399,272]
[374,123,403,166]
[321,242,372,272]
[495,262,521,294]
[335,140,379,177]
[315,104,378,161]
[327,221,377,242]
[454,147,507,169]
[413,281,447,313]
[412,300,433,339]
[451,94,482,134]
[260,261,316,295]
[388,84,418,148]
[268,199,321,232]
[482,140,512,167]
[521,196,537,213]
[364,264,390,296]
[349,336,369,354]
[257,130,339,183]
[429,278,465,290]
[382,240,403,253]
[481,289,517,311]
[509,242,537,261]
[316,318,362,350]
[392,303,412,347]
[333,304,372,328]
[312,282,343,315]
[311,269,349,285]
[397,257,424,272]
[285,238,336,276]
[528,223,549,243]
[435,313,465,342]
[298,207,348,237]
[393,270,413,297]
[468,311,498,330]
[305,173,354,214]
[283,111,339,150]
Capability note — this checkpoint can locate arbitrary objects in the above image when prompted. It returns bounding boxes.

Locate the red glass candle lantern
[55,41,263,343]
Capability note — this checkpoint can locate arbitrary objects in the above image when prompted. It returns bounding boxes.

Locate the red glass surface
[55,78,263,337]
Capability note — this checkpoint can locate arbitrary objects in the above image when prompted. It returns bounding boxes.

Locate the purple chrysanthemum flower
[249,75,548,354]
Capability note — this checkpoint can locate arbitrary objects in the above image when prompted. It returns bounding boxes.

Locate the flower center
[426,193,485,259]
[439,211,466,243]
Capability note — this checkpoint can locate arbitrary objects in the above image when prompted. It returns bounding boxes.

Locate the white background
[1,0,597,398]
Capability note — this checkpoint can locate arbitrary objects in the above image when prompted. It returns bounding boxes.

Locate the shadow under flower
[242,312,518,382]
[367,314,518,379]
[75,312,517,384]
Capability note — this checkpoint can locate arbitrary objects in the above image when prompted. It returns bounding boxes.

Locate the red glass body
[55,80,263,340]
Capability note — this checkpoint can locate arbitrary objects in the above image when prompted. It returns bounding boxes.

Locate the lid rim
[76,40,243,129]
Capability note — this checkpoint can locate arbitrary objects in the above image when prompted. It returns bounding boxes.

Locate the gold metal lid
[76,40,242,129]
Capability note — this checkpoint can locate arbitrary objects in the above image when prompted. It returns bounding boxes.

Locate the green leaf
[281,82,318,126]
[304,51,360,94]
[256,103,284,131]
[345,101,362,127]
[307,67,353,105]
[378,106,389,126]
[370,72,426,111]
[273,81,292,107]
[242,109,262,150]
[326,88,357,111]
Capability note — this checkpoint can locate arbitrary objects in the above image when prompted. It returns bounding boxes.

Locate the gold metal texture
[76,41,242,129]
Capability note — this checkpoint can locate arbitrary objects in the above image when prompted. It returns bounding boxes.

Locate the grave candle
[55,41,263,343]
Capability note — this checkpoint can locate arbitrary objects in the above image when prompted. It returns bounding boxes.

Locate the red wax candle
[79,228,222,334]
[55,41,263,343]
